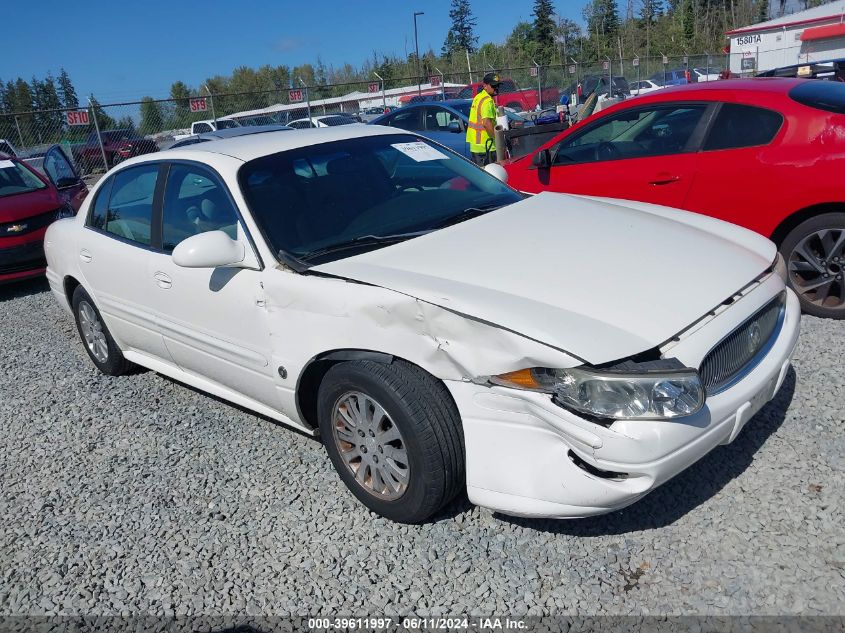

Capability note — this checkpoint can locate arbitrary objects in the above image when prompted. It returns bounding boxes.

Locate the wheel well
[63,275,81,306]
[770,203,845,246]
[295,350,459,432]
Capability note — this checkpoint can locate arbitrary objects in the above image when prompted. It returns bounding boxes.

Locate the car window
[0,141,14,156]
[194,123,213,133]
[703,104,783,151]
[499,80,517,94]
[238,134,520,265]
[43,148,77,186]
[424,107,461,132]
[216,120,239,130]
[162,164,239,252]
[552,105,706,165]
[99,164,159,246]
[288,120,314,129]
[789,80,845,114]
[0,159,47,198]
[386,109,421,131]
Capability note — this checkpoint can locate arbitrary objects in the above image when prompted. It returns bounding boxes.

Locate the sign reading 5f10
[735,34,762,46]
[189,98,207,112]
[66,110,89,126]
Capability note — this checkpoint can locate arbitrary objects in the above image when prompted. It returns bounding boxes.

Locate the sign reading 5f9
[189,98,208,112]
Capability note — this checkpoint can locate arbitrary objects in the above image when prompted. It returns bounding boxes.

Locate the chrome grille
[700,292,785,394]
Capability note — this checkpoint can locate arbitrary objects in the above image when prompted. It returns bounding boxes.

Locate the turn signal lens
[490,368,545,391]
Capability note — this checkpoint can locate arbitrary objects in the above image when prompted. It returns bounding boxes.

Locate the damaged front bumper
[448,286,801,519]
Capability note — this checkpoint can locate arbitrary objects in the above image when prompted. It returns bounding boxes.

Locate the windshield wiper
[429,204,503,230]
[299,230,431,261]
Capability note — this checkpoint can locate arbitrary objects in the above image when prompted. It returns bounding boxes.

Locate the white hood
[313,193,776,364]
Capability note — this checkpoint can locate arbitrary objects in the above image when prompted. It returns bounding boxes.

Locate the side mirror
[532,148,551,169]
[448,120,463,133]
[172,230,246,269]
[483,162,509,183]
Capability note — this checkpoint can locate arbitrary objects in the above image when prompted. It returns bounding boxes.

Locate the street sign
[741,57,756,71]
[189,97,207,113]
[289,89,304,102]
[429,75,441,86]
[602,61,610,71]
[529,66,539,77]
[66,110,89,126]
[662,54,668,65]
[632,57,640,67]
[568,65,576,75]
[368,82,380,93]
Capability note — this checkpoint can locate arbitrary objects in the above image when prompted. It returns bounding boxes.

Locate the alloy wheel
[788,228,845,312]
[78,301,109,363]
[331,391,410,500]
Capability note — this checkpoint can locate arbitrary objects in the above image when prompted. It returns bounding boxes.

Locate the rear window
[320,116,356,127]
[703,104,783,151]
[789,80,845,114]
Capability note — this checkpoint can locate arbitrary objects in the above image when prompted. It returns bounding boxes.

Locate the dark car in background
[75,129,158,172]
[0,146,86,283]
[651,68,693,85]
[756,58,845,81]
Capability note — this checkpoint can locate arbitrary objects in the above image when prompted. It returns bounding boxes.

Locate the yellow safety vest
[466,90,495,154]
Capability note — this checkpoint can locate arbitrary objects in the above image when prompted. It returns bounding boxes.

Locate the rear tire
[317,359,465,523]
[72,286,134,375]
[779,212,845,319]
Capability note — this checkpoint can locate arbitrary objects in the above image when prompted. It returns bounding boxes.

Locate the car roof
[198,124,290,139]
[156,125,403,163]
[631,77,806,100]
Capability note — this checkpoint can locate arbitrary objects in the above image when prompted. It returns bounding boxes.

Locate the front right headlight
[490,365,704,420]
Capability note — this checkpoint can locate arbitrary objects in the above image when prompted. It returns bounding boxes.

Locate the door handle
[153,272,172,289]
[79,249,92,263]
[649,173,681,185]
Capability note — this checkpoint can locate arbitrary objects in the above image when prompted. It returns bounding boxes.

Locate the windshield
[452,102,472,117]
[216,119,239,129]
[0,159,48,198]
[238,134,520,264]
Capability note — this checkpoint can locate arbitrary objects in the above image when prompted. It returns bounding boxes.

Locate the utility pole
[373,71,387,112]
[204,84,216,125]
[413,11,424,96]
[298,77,311,122]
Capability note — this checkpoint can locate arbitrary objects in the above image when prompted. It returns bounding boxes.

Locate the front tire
[780,212,845,319]
[72,286,134,375]
[317,360,465,523]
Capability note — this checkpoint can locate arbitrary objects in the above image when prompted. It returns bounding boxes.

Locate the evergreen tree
[169,81,192,129]
[757,0,770,21]
[640,0,664,23]
[442,0,478,56]
[681,0,695,45]
[139,97,164,135]
[532,0,557,63]
[57,68,79,110]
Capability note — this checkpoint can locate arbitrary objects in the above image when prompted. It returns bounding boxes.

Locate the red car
[456,77,560,112]
[503,78,845,319]
[0,146,87,284]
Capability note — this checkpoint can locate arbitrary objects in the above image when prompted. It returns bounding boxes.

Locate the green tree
[681,0,695,46]
[584,0,620,57]
[442,0,478,57]
[139,97,164,135]
[87,96,116,131]
[532,0,556,63]
[57,68,79,110]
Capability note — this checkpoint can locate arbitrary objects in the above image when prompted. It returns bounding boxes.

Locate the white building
[726,0,845,74]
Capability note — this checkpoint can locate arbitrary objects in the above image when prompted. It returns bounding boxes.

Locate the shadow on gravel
[156,374,319,440]
[0,277,49,302]
[495,366,797,535]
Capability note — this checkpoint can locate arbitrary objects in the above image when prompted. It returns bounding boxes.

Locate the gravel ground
[0,278,843,618]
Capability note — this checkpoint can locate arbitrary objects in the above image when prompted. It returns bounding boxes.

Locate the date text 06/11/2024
[307,617,528,630]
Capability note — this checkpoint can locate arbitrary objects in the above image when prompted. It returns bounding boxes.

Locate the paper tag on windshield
[0,160,14,169]
[391,142,448,162]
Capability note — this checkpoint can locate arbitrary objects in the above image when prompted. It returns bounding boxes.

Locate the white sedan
[629,79,664,96]
[44,126,800,523]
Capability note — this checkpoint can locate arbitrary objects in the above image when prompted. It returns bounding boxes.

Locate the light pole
[413,11,424,96]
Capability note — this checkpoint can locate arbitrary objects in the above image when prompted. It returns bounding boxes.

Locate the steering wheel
[594,141,620,161]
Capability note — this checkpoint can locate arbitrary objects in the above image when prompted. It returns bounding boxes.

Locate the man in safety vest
[466,72,501,166]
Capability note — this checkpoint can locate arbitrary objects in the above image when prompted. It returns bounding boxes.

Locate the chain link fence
[0,53,746,176]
